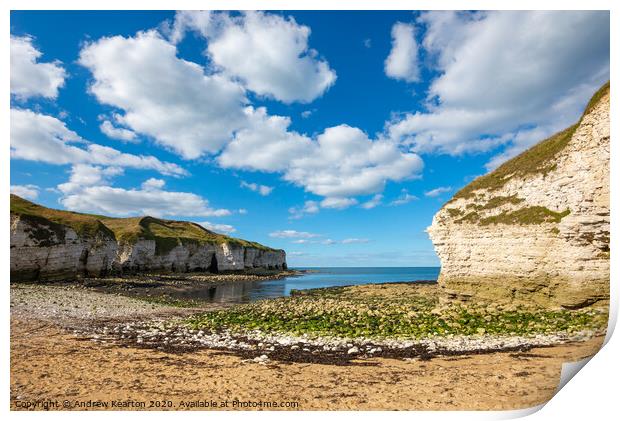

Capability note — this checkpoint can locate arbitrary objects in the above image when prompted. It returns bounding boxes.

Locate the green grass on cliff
[101,215,273,254]
[10,194,115,240]
[465,195,524,211]
[451,82,610,201]
[10,194,277,253]
[455,206,571,226]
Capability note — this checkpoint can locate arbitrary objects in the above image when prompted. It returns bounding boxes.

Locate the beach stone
[252,355,269,363]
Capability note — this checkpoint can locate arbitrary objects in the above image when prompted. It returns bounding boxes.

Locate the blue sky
[10,11,609,267]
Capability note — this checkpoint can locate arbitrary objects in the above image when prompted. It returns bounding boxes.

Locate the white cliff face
[427,89,610,308]
[10,214,118,281]
[10,216,286,281]
[216,242,245,271]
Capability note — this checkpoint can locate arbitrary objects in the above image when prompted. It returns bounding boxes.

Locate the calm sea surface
[180,267,440,304]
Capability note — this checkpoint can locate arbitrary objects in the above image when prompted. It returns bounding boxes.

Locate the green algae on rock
[186,283,607,339]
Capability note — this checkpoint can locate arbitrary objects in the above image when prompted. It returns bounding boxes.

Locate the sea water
[179,267,440,304]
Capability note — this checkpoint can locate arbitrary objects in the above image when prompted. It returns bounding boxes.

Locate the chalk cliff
[427,83,610,309]
[10,195,286,281]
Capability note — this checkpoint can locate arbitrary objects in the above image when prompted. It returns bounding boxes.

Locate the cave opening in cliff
[208,254,219,273]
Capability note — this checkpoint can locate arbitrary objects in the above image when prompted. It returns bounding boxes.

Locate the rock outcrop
[427,83,610,309]
[10,196,286,281]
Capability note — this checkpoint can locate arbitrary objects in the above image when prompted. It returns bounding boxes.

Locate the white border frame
[2,1,617,420]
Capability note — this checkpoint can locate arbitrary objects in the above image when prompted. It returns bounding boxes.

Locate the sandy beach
[10,283,604,411]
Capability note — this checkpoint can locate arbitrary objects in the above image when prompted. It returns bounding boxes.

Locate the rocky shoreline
[10,282,605,366]
[72,319,603,366]
[11,280,608,411]
[13,269,300,306]
[78,269,301,290]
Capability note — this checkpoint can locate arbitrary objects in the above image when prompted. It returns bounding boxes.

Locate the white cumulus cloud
[320,197,358,210]
[424,186,452,197]
[288,200,320,220]
[60,184,231,218]
[341,238,370,244]
[172,11,336,103]
[79,30,248,159]
[54,165,230,219]
[269,230,321,239]
[387,11,610,168]
[390,189,418,206]
[285,125,423,199]
[99,120,137,142]
[218,107,313,172]
[141,177,166,190]
[197,221,236,234]
[385,22,420,82]
[11,35,66,100]
[361,194,383,209]
[240,180,273,196]
[11,184,40,200]
[76,22,422,207]
[221,122,423,206]
[57,164,123,195]
[10,108,187,177]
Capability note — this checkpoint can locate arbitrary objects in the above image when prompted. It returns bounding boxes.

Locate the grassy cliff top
[10,194,277,253]
[452,82,610,201]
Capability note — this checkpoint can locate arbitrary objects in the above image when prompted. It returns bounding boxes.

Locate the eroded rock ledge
[10,196,286,282]
[427,83,610,309]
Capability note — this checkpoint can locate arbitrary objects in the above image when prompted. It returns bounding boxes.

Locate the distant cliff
[10,195,286,281]
[427,83,610,309]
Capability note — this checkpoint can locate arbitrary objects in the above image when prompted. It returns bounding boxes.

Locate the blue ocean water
[289,267,440,291]
[178,267,440,303]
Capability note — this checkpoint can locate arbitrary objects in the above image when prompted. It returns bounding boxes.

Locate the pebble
[11,284,603,361]
[252,355,269,363]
